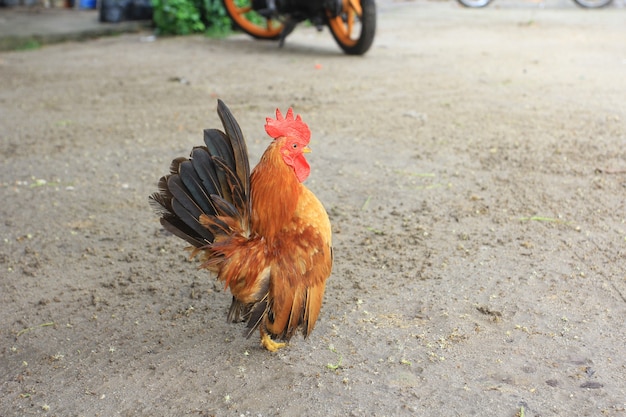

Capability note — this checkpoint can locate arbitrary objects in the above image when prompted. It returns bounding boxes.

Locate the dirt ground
[1,1,625,415]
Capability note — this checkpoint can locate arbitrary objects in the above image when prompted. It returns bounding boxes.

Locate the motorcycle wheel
[455,0,492,7]
[571,0,612,7]
[326,0,376,55]
[222,0,283,40]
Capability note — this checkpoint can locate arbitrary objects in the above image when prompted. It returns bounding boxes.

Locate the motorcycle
[222,0,376,55]
[456,0,611,8]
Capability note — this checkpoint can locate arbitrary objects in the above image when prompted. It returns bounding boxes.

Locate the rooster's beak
[303,146,312,154]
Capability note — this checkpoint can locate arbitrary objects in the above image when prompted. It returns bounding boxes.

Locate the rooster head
[265,108,312,183]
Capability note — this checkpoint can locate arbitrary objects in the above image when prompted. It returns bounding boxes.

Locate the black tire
[456,0,492,7]
[327,0,376,56]
[571,0,612,8]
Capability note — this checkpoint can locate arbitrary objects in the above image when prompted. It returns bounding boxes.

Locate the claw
[260,330,286,352]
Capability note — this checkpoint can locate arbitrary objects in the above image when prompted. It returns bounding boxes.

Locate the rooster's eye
[292,143,298,149]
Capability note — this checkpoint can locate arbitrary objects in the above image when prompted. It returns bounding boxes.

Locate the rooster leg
[260,327,286,352]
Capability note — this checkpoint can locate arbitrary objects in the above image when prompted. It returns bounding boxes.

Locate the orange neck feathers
[250,141,301,239]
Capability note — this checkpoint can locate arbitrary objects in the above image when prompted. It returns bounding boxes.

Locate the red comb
[265,107,311,143]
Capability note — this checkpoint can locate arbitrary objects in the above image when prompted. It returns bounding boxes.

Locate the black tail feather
[160,216,207,248]
[169,156,187,176]
[178,160,214,215]
[170,195,214,242]
[167,176,204,221]
[203,129,236,171]
[149,177,173,215]
[217,101,250,184]
[245,298,268,338]
[191,147,222,198]
[149,100,251,248]
[216,99,251,222]
[227,297,250,323]
[210,194,240,219]
[212,156,248,216]
[203,129,235,201]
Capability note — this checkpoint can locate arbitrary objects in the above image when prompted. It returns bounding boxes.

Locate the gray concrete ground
[1,1,625,415]
[0,7,149,51]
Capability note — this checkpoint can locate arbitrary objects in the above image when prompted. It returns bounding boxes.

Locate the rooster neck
[250,143,301,239]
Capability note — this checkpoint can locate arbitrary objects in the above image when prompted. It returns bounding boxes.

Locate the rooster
[150,100,333,351]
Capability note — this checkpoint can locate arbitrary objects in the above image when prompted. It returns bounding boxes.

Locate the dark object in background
[100,0,152,23]
[99,0,129,23]
[129,0,152,20]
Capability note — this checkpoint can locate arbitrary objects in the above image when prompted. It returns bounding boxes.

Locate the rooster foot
[261,332,286,352]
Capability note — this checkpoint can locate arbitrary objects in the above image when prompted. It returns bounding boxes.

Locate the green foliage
[151,0,232,36]
[203,0,232,37]
[152,0,205,35]
[13,38,42,51]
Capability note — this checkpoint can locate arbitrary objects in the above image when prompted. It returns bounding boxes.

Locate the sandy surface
[1,1,625,415]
